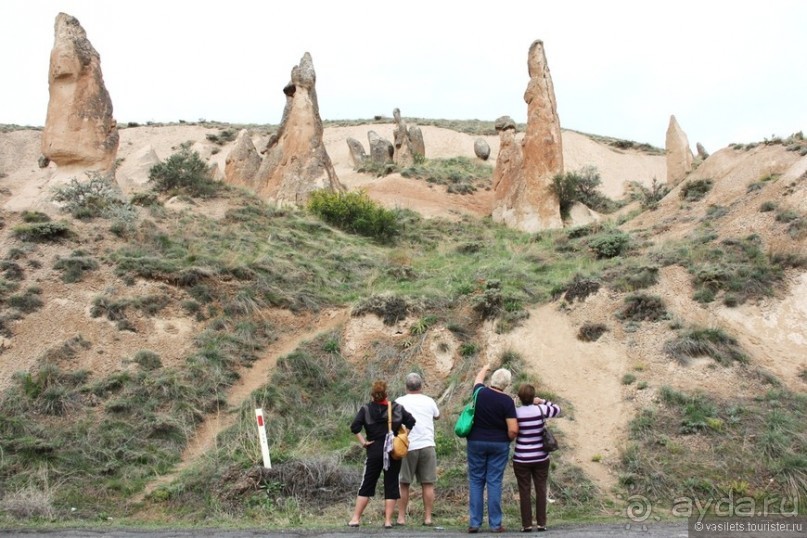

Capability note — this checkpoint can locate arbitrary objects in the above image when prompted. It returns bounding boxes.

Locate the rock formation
[696,142,709,160]
[392,108,415,167]
[368,130,394,165]
[492,40,563,232]
[224,129,261,188]
[491,116,523,197]
[408,125,425,160]
[41,13,119,173]
[254,52,343,204]
[346,137,367,167]
[474,138,491,161]
[665,115,694,185]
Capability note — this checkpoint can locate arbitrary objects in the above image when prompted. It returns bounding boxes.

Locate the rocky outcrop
[696,142,709,160]
[392,108,415,167]
[492,40,563,232]
[409,125,425,160]
[254,52,343,205]
[346,137,367,167]
[368,130,394,165]
[41,13,118,173]
[491,116,523,196]
[665,115,694,186]
[474,138,491,161]
[224,129,260,188]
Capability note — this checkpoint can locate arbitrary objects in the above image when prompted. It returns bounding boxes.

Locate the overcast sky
[1,0,805,151]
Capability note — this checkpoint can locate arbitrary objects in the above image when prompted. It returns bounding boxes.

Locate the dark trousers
[358,443,402,499]
[512,459,550,528]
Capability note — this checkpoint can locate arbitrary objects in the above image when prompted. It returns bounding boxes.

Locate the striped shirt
[513,402,561,463]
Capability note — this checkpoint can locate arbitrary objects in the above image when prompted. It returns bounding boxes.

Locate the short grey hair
[490,368,512,391]
[405,372,423,392]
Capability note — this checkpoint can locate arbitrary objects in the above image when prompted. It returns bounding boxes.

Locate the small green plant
[459,342,479,357]
[53,252,99,283]
[132,350,162,370]
[21,211,51,223]
[205,128,236,145]
[679,179,713,202]
[8,287,44,313]
[149,144,219,198]
[759,201,777,212]
[410,315,437,335]
[622,373,637,385]
[629,177,670,210]
[591,454,603,463]
[551,166,618,218]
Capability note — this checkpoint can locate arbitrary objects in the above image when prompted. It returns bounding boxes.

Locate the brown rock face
[41,13,118,172]
[224,130,261,188]
[392,108,415,167]
[255,52,343,204]
[492,40,563,231]
[666,115,694,186]
[491,117,523,196]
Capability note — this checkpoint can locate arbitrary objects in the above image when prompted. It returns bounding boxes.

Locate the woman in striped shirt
[512,384,561,532]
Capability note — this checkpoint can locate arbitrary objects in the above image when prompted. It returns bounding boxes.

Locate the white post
[255,408,272,469]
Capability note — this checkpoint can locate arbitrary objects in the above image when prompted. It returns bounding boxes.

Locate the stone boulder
[665,115,694,186]
[254,52,343,205]
[696,142,709,160]
[346,137,368,167]
[368,130,394,165]
[492,40,563,232]
[224,129,261,188]
[41,13,119,173]
[474,138,491,160]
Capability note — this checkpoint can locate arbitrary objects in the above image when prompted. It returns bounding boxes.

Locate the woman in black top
[349,380,416,528]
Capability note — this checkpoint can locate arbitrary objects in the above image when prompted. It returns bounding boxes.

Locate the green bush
[51,174,123,219]
[587,230,631,259]
[307,189,400,242]
[551,166,618,217]
[149,144,219,198]
[759,201,777,212]
[629,178,670,210]
[12,221,71,242]
[679,179,714,202]
[54,253,99,283]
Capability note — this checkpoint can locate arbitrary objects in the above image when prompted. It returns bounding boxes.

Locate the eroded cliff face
[41,12,118,173]
[492,40,562,232]
[255,52,343,205]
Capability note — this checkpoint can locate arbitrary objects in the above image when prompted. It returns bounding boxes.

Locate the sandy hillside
[0,123,805,498]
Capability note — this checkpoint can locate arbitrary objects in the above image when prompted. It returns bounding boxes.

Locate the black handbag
[539,404,558,452]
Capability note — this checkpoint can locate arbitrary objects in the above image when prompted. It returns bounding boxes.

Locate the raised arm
[474,363,491,386]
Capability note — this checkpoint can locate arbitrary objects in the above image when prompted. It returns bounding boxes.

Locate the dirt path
[135,308,350,501]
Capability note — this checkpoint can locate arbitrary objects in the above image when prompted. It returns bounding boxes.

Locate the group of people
[348,365,561,533]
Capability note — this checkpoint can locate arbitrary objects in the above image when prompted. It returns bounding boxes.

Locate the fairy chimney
[255,52,343,205]
[392,108,415,167]
[666,115,694,186]
[492,40,563,232]
[346,137,368,167]
[224,129,261,188]
[491,117,523,196]
[41,13,119,173]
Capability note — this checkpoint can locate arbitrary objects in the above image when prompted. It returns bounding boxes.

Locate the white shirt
[396,393,440,451]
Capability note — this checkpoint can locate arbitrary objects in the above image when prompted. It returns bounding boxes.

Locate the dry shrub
[352,294,411,325]
[563,275,601,302]
[578,322,608,342]
[0,486,55,520]
[617,293,667,322]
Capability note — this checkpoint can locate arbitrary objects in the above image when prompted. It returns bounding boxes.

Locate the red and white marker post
[255,408,272,469]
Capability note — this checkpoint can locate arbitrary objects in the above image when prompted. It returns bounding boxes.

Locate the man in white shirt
[395,372,440,526]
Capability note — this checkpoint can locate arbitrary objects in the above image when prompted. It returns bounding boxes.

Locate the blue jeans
[467,440,511,529]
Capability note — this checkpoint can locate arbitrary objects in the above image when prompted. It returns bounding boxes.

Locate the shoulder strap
[387,403,392,432]
[471,385,483,410]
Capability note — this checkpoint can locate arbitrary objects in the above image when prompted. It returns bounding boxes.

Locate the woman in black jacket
[348,380,416,528]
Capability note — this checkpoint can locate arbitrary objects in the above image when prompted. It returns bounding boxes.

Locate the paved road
[0,521,688,537]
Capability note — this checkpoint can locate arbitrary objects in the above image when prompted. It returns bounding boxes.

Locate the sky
[1,0,805,152]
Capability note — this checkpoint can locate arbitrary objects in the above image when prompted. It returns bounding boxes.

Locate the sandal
[521,527,532,532]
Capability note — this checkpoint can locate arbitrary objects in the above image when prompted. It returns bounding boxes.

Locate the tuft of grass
[308,189,400,243]
[622,373,637,385]
[53,252,99,283]
[679,179,713,202]
[12,221,71,242]
[617,293,667,322]
[577,322,607,342]
[663,326,748,365]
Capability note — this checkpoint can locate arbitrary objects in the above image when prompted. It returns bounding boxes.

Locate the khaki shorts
[399,446,437,485]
